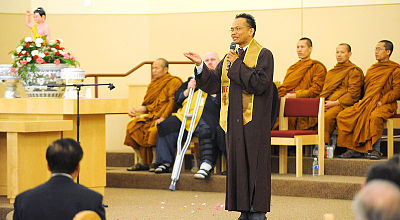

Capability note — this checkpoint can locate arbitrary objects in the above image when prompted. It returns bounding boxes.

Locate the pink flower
[71,55,76,62]
[36,57,44,64]
[54,59,61,65]
[10,67,17,73]
[63,53,70,59]
[20,60,27,65]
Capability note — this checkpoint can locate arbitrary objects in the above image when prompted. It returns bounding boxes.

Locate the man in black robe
[184,13,274,220]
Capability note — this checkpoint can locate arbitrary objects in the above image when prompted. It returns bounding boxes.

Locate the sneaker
[369,150,383,160]
[194,168,212,179]
[154,163,170,173]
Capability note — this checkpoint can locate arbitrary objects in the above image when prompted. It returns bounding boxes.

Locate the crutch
[169,87,203,191]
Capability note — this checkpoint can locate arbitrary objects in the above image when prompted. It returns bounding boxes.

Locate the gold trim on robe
[220,39,263,132]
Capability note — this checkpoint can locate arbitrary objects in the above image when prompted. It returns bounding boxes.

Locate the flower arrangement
[9,36,79,83]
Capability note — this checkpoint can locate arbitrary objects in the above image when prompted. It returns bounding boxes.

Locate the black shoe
[369,150,383,160]
[238,212,249,220]
[127,163,149,171]
[338,149,362,158]
[249,212,267,220]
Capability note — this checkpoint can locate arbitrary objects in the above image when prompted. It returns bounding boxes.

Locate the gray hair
[353,180,400,220]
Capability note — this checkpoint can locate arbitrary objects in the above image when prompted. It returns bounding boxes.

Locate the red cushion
[390,114,400,118]
[284,98,320,117]
[271,130,318,138]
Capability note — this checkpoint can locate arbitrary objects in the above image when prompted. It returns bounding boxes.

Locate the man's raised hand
[184,51,202,66]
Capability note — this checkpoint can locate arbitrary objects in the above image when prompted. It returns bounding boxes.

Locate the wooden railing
[85,61,194,98]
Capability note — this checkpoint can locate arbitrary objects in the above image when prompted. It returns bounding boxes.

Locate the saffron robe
[320,61,364,143]
[195,39,274,212]
[277,59,327,130]
[124,73,182,164]
[337,61,400,152]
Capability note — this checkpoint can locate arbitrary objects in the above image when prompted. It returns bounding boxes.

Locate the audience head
[375,40,393,62]
[297,37,313,60]
[33,7,46,23]
[46,138,83,176]
[388,154,400,165]
[231,13,256,47]
[353,180,400,220]
[152,58,169,79]
[204,52,220,70]
[336,43,352,64]
[365,160,400,188]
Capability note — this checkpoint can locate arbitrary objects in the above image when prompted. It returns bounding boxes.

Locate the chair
[6,211,13,220]
[385,114,400,158]
[73,210,101,220]
[271,97,325,177]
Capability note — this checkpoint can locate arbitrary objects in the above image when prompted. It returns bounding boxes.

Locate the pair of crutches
[169,85,203,191]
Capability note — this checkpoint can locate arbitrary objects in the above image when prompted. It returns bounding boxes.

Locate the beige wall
[3,0,399,13]
[0,0,30,13]
[1,2,400,151]
[2,4,400,91]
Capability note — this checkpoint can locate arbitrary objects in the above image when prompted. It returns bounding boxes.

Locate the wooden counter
[0,98,128,203]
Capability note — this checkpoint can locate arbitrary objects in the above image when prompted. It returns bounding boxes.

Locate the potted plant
[9,36,80,97]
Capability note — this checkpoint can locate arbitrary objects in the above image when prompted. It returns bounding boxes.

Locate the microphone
[226,42,236,70]
[108,83,115,90]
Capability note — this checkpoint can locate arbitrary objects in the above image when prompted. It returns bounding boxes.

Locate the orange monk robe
[124,73,182,164]
[320,61,364,143]
[337,61,400,153]
[277,59,327,130]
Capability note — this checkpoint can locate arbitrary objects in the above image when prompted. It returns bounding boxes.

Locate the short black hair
[235,13,256,37]
[34,7,46,17]
[389,154,400,165]
[339,43,352,52]
[379,40,394,56]
[299,37,313,47]
[366,161,400,189]
[156,58,169,68]
[46,138,83,174]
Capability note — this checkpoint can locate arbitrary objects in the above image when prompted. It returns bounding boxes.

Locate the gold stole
[32,24,41,39]
[175,90,208,131]
[220,39,263,132]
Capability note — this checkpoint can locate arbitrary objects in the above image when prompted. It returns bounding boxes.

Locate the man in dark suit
[13,138,105,220]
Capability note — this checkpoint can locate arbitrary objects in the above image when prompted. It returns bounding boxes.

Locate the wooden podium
[0,98,128,203]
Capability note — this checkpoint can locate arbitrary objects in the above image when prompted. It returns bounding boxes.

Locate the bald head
[354,180,400,220]
[204,52,220,70]
[151,58,169,79]
[336,43,352,64]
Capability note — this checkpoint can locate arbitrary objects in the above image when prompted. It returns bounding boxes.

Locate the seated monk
[321,43,364,151]
[124,58,183,171]
[337,40,400,160]
[276,37,327,130]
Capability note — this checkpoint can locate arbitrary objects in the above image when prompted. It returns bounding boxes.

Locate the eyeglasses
[230,26,250,33]
[375,47,387,52]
